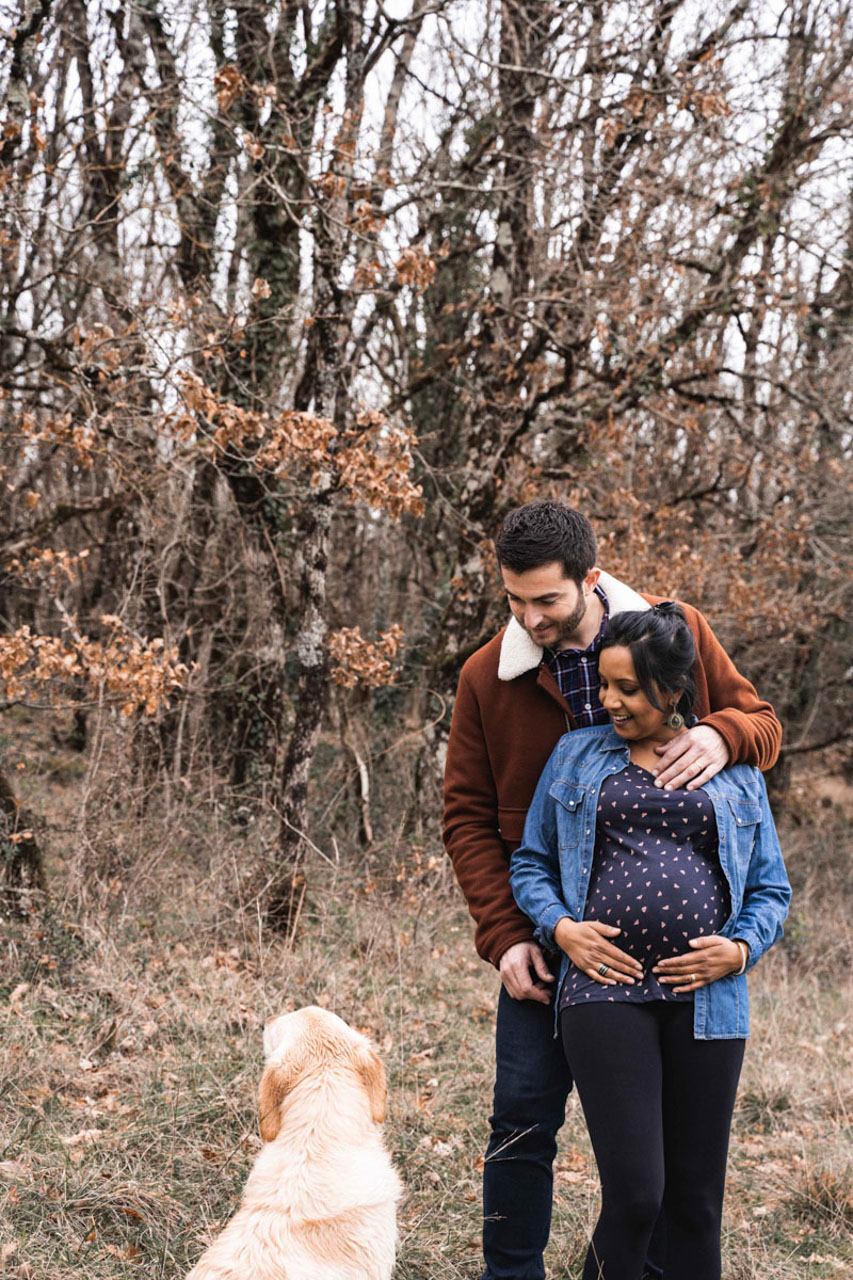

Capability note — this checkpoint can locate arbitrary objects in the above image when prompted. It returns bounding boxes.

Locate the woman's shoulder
[705,762,768,802]
[554,725,622,769]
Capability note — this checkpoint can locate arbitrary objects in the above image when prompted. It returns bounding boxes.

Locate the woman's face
[598,644,678,744]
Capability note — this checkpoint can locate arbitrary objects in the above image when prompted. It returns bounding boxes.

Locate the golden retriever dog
[186,1006,402,1280]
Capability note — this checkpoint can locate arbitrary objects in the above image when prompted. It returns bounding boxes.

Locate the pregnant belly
[583,857,728,965]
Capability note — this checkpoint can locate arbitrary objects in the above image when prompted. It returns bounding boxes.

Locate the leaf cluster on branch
[0,617,189,717]
[329,624,405,690]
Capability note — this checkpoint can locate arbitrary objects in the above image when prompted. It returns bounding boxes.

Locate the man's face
[501,561,597,650]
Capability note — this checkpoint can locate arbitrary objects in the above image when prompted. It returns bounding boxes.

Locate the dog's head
[258,1007,387,1143]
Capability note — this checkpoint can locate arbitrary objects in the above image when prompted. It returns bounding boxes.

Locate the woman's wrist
[732,939,749,975]
[554,916,577,950]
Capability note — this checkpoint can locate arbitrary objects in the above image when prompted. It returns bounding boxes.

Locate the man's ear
[582,567,601,594]
[258,1061,296,1142]
[357,1046,387,1125]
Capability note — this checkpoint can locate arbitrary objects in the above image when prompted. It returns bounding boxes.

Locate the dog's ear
[258,1061,296,1142]
[357,1045,387,1125]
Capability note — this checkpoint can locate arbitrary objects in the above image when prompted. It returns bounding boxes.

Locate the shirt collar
[497,572,649,682]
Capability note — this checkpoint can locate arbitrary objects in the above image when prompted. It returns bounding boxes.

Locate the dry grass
[1,716,852,1279]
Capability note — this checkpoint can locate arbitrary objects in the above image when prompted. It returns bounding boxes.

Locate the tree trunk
[0,769,45,918]
[264,489,334,922]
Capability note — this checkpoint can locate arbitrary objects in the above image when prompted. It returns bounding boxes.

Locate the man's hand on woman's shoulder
[653,724,729,791]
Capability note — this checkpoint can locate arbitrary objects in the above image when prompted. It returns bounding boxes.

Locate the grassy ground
[1,715,852,1278]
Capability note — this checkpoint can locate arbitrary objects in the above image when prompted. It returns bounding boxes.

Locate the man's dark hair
[600,602,697,717]
[495,502,598,584]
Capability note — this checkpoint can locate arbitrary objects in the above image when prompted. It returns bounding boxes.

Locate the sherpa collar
[497,570,651,682]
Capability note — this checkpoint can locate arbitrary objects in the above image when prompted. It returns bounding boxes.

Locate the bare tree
[1,0,850,906]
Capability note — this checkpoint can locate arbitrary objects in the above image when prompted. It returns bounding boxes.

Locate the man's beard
[525,592,588,649]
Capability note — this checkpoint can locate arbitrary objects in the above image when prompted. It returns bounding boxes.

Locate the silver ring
[690,972,697,984]
[597,963,610,977]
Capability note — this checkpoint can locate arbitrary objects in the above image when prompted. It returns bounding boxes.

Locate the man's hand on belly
[653,724,729,791]
[499,941,555,1003]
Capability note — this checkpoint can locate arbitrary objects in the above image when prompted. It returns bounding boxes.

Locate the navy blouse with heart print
[559,761,730,1009]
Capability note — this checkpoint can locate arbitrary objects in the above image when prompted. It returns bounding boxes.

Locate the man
[443,502,781,1280]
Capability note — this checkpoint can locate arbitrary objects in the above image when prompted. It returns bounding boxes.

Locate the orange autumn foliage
[0,617,189,717]
[329,625,404,690]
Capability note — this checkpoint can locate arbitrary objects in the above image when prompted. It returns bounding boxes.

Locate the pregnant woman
[510,603,790,1280]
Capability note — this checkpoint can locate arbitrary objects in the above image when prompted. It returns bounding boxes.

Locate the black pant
[482,982,666,1280]
[560,1000,744,1280]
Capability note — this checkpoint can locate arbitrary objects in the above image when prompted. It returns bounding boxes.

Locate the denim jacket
[509,726,791,1039]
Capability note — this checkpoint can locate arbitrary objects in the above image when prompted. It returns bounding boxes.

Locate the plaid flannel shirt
[542,584,611,728]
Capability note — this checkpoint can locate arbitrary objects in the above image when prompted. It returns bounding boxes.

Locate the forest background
[1,0,851,1276]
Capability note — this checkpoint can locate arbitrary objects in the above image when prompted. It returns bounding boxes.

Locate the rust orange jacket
[443,572,782,967]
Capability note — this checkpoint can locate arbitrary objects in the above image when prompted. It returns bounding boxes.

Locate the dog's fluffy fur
[185,1006,402,1280]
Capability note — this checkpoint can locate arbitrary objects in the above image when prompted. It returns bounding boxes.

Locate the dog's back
[186,1008,401,1280]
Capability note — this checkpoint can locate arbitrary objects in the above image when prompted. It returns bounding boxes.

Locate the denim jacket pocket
[549,779,587,850]
[727,798,762,829]
[726,797,761,875]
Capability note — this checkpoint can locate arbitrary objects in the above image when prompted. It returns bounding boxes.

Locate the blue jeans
[483,984,666,1280]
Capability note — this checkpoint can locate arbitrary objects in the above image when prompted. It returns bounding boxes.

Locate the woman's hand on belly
[554,918,645,987]
[653,934,743,992]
